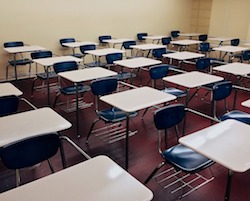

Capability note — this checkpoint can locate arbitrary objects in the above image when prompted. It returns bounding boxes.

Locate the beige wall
[0,0,193,81]
[209,0,250,40]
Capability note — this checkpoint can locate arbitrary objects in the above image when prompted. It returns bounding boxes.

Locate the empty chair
[198,34,208,42]
[230,38,240,46]
[30,50,57,97]
[161,37,172,49]
[98,35,112,47]
[79,44,97,67]
[85,77,138,143]
[122,40,137,58]
[0,95,19,117]
[53,61,91,108]
[198,42,212,57]
[211,81,250,124]
[59,38,82,58]
[170,30,180,40]
[106,52,136,82]
[234,50,250,63]
[196,57,211,73]
[152,48,169,60]
[4,41,33,80]
[0,132,90,187]
[144,104,214,197]
[137,33,148,43]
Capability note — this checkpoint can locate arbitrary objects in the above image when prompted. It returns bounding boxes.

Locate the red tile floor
[0,62,249,201]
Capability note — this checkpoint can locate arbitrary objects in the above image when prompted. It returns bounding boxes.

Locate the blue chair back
[0,95,19,117]
[199,42,210,52]
[122,40,136,50]
[231,38,240,46]
[196,58,210,71]
[59,38,76,47]
[0,133,60,169]
[79,44,96,54]
[31,51,53,59]
[99,35,111,43]
[154,104,185,130]
[91,77,118,96]
[106,53,123,65]
[152,48,167,59]
[199,34,208,42]
[212,81,232,101]
[4,41,24,48]
[137,33,148,41]
[149,64,169,80]
[161,37,172,46]
[171,30,180,38]
[53,61,78,74]
[242,50,250,60]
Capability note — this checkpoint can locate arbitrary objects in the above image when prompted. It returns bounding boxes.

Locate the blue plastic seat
[4,41,33,80]
[170,30,180,40]
[85,77,138,143]
[122,40,137,58]
[161,37,172,49]
[231,38,240,46]
[212,81,250,124]
[144,104,214,186]
[137,33,148,43]
[79,44,97,67]
[53,61,91,108]
[0,95,19,117]
[59,38,82,58]
[30,51,57,97]
[106,53,136,82]
[152,48,171,60]
[98,35,111,47]
[198,34,208,42]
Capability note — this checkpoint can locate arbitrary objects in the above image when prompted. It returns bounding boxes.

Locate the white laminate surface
[142,35,169,40]
[62,41,98,48]
[3,45,46,53]
[178,33,201,37]
[58,67,117,83]
[163,71,224,88]
[0,83,23,97]
[208,37,233,42]
[213,45,248,53]
[114,57,162,69]
[0,107,72,147]
[163,51,204,60]
[179,119,250,172]
[213,62,250,76]
[32,56,82,66]
[241,99,250,108]
[130,44,166,50]
[102,39,133,44]
[0,156,153,201]
[100,86,176,112]
[170,39,202,46]
[85,48,125,56]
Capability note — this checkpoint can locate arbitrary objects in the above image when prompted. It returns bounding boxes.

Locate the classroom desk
[163,71,224,106]
[58,67,117,137]
[0,155,153,201]
[0,107,71,147]
[102,39,133,48]
[163,51,204,67]
[61,41,98,54]
[85,48,125,66]
[0,83,23,97]
[114,57,162,84]
[32,56,82,105]
[178,33,201,39]
[179,119,250,201]
[170,39,201,51]
[142,35,169,44]
[130,44,166,57]
[208,37,233,46]
[3,45,46,80]
[213,62,250,77]
[213,46,248,62]
[100,86,176,170]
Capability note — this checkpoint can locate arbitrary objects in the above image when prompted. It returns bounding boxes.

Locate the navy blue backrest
[0,133,60,169]
[122,41,136,49]
[152,48,167,59]
[31,51,53,59]
[59,38,75,47]
[137,33,148,41]
[4,41,24,48]
[212,81,232,101]
[199,42,210,52]
[99,35,111,43]
[53,61,78,74]
[0,95,19,117]
[79,44,96,54]
[106,53,123,64]
[242,50,250,60]
[154,104,185,130]
[171,31,180,38]
[231,38,240,46]
[91,77,118,96]
[161,37,172,45]
[199,34,208,42]
[149,64,169,80]
[196,58,210,70]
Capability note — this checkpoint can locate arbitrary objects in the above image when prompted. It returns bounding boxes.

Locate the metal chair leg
[85,118,100,144]
[144,161,166,184]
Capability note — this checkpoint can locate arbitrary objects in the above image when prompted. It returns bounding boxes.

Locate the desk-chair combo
[59,38,83,58]
[98,35,112,47]
[79,44,97,67]
[137,33,148,43]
